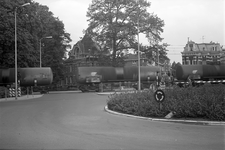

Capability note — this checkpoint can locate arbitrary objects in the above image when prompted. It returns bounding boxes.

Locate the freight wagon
[75,66,161,92]
[175,64,225,86]
[0,67,53,86]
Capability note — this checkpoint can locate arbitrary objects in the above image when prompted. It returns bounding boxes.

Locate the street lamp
[157,46,159,66]
[136,0,141,91]
[15,2,30,100]
[137,16,141,91]
[39,36,52,67]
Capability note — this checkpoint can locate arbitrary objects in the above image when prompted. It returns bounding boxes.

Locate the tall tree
[0,0,71,84]
[86,0,164,66]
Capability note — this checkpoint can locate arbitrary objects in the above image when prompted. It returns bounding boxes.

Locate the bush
[107,84,225,121]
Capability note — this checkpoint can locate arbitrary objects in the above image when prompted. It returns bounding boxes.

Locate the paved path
[0,92,224,149]
[0,91,81,102]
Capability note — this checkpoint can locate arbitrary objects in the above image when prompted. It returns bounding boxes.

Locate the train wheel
[79,85,87,92]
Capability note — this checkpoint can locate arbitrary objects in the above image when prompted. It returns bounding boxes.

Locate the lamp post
[39,36,52,67]
[136,0,141,91]
[15,2,30,100]
[158,47,159,66]
[137,15,141,91]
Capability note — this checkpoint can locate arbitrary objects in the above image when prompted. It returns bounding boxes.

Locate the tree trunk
[112,36,117,67]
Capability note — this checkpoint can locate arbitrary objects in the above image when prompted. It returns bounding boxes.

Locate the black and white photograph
[0,0,224,149]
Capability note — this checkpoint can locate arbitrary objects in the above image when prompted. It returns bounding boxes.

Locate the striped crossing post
[8,87,21,97]
[9,88,12,97]
[18,87,21,97]
[12,88,15,97]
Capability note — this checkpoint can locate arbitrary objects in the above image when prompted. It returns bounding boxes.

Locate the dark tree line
[0,0,71,84]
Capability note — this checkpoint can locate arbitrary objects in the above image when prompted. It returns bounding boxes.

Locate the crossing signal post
[34,79,37,87]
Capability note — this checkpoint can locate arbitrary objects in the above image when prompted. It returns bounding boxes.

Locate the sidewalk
[0,94,43,102]
[0,90,82,102]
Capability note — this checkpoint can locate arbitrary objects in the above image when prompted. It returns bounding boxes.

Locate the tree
[171,61,182,78]
[86,0,164,66]
[0,0,71,84]
[140,43,170,65]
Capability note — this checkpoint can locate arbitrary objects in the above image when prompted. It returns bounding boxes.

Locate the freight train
[175,64,225,86]
[0,67,53,86]
[75,66,161,92]
[75,64,225,91]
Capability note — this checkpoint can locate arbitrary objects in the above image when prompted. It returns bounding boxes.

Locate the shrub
[107,84,225,121]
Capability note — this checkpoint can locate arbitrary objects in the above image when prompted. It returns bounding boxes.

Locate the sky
[34,0,225,63]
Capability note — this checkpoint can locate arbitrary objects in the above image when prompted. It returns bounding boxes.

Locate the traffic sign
[154,89,165,102]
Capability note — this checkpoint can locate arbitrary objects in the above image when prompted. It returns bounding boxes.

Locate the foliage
[141,43,170,65]
[107,84,225,121]
[97,54,125,67]
[171,61,182,78]
[0,0,72,84]
[86,0,165,66]
[108,91,167,117]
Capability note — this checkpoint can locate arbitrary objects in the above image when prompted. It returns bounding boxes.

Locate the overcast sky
[34,0,225,63]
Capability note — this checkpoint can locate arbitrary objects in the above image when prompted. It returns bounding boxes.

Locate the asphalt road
[0,92,224,149]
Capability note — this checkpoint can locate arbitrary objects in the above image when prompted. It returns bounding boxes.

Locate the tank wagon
[76,66,161,92]
[175,64,225,85]
[0,67,53,86]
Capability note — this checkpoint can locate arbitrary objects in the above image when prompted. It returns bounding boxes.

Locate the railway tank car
[0,67,53,86]
[76,66,161,92]
[175,64,225,84]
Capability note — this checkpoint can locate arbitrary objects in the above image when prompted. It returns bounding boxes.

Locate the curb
[0,95,43,102]
[98,92,115,95]
[98,91,136,95]
[49,90,82,94]
[104,105,225,126]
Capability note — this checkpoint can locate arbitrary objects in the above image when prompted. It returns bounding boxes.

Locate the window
[186,60,190,65]
[193,61,197,65]
[70,77,72,84]
[132,61,137,65]
[189,44,193,51]
[70,65,72,72]
[65,77,68,85]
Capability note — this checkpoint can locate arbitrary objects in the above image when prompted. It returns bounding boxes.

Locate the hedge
[107,84,225,121]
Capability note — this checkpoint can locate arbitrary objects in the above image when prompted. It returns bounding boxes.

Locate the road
[0,92,224,149]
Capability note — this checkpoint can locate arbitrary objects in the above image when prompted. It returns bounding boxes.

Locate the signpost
[154,89,165,102]
[154,89,165,110]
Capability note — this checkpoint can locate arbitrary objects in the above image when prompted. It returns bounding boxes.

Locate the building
[124,53,151,66]
[68,34,101,61]
[182,41,225,65]
[63,34,102,86]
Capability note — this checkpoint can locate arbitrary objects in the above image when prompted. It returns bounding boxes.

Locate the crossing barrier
[8,87,21,97]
